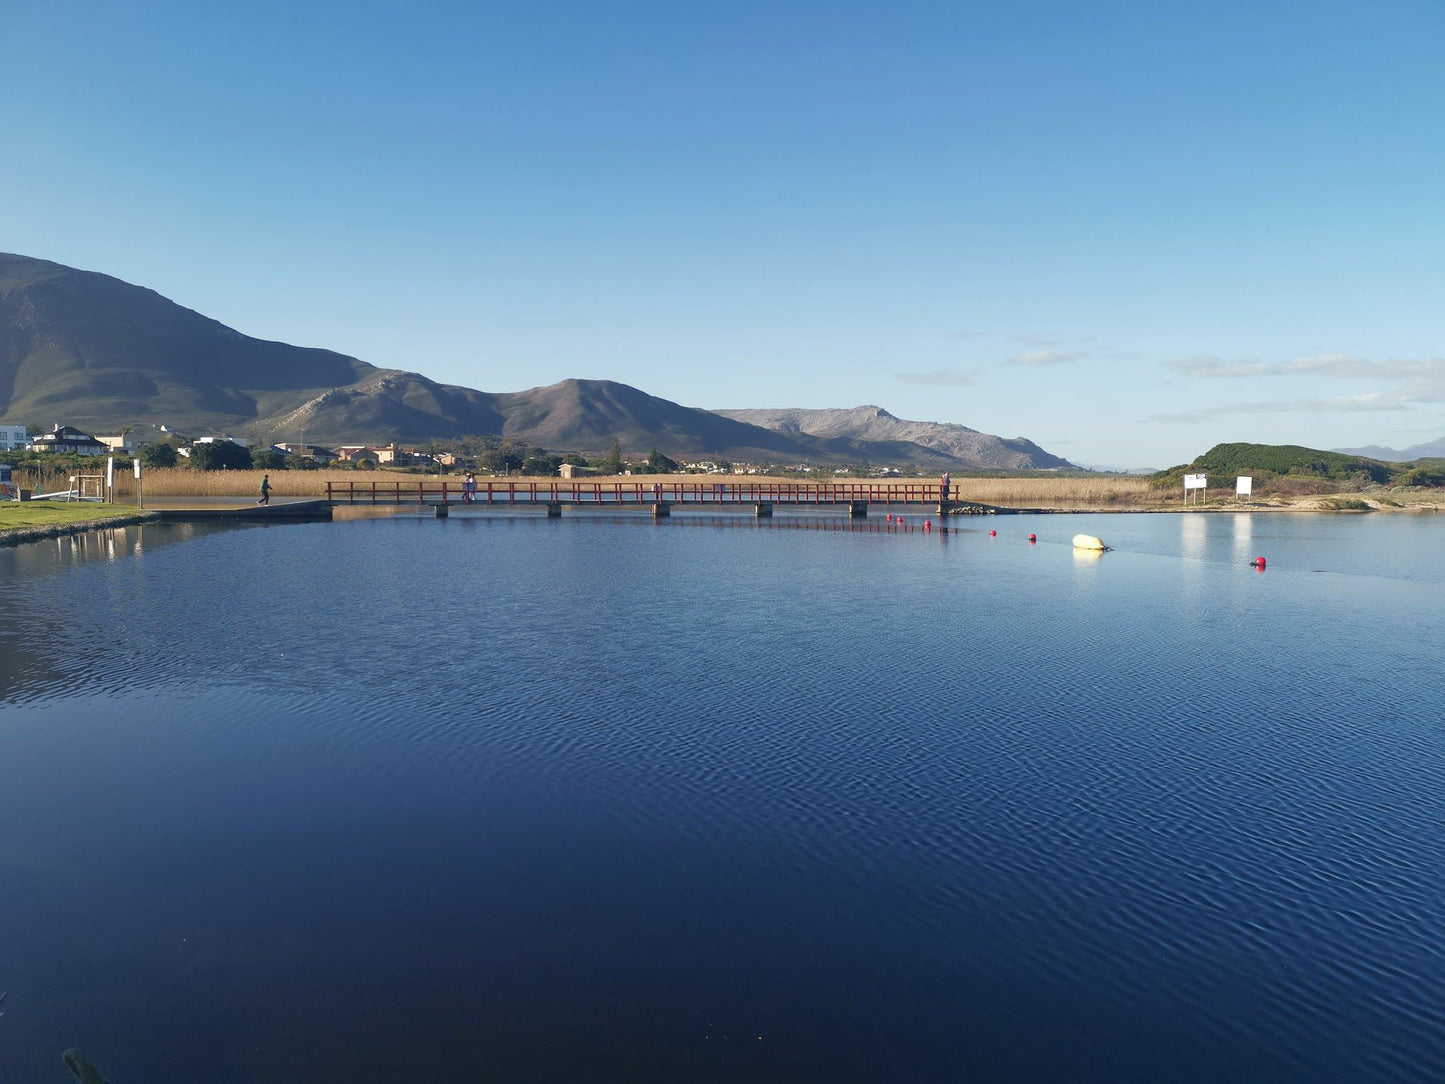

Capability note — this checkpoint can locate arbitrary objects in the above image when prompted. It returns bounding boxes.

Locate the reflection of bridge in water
[324,480,998,518]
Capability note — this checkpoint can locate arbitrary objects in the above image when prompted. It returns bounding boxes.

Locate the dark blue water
[1,510,1442,1081]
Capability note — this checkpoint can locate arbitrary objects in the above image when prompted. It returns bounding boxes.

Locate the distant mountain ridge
[717,405,1073,471]
[0,253,1073,468]
[1334,438,1445,462]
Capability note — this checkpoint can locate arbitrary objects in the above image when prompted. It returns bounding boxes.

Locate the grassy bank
[0,501,149,543]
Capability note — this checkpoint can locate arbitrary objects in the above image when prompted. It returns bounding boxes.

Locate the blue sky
[3,0,1442,467]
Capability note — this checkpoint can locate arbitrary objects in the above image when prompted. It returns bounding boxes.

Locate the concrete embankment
[1,500,332,547]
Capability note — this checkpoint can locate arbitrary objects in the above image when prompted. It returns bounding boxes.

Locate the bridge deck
[326,480,952,507]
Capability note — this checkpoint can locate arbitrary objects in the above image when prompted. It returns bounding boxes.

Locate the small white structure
[1183,472,1207,505]
[1236,476,1253,498]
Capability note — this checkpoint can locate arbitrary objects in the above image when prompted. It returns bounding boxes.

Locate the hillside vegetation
[1151,442,1433,490]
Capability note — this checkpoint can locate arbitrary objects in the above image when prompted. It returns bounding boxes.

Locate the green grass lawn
[0,501,143,531]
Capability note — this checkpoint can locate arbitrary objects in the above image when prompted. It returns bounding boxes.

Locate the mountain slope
[1,253,1075,467]
[716,405,1075,470]
[0,253,374,430]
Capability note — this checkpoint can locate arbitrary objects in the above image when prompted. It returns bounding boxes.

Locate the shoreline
[4,490,1440,548]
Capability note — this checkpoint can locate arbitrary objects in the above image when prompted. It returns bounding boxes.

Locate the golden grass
[946,475,1153,505]
[96,468,1159,506]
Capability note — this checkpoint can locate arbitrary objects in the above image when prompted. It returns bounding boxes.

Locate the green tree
[252,448,288,470]
[480,438,529,474]
[188,440,253,471]
[646,446,679,473]
[140,442,178,468]
[602,439,622,476]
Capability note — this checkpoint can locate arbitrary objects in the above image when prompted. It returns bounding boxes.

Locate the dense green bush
[1398,466,1445,487]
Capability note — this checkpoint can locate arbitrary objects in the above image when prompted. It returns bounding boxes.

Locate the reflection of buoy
[1028,533,1037,543]
[1253,556,1266,569]
[1072,534,1107,551]
[989,529,996,537]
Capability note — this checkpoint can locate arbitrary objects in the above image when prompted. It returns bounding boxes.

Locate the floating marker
[989,529,996,537]
[1072,534,1107,551]
[924,520,932,530]
[1253,556,1267,569]
[1028,533,1037,543]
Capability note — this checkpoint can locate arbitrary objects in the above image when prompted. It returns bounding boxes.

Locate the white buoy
[1072,533,1108,551]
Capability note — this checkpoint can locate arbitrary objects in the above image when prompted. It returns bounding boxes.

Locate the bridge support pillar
[652,502,671,518]
[546,502,562,517]
[849,500,868,518]
[939,500,951,516]
[754,502,773,517]
[434,504,448,518]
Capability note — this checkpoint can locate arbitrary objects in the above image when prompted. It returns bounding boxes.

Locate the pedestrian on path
[258,474,271,505]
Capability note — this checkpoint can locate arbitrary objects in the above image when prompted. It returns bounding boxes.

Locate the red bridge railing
[325,480,948,506]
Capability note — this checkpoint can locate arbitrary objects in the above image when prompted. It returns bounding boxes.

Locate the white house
[29,425,108,455]
[0,424,27,452]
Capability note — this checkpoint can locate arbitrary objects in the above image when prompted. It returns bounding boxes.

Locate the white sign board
[133,457,142,479]
[106,456,115,489]
[1183,473,1208,490]
[1235,475,1252,496]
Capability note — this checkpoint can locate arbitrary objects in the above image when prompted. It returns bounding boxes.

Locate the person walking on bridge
[258,474,271,505]
[940,472,951,503]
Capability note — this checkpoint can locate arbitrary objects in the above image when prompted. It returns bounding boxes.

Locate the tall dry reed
[89,468,1156,506]
[949,475,1153,505]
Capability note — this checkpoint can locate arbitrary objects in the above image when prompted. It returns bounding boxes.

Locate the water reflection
[0,522,254,702]
[1179,512,1207,561]
[1232,512,1255,562]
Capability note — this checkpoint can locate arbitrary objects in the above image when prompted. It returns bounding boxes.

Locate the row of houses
[0,424,447,467]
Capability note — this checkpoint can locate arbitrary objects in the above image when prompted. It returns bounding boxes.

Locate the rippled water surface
[1,511,1442,1081]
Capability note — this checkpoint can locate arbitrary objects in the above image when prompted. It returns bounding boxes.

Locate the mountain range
[1335,439,1445,462]
[1,253,1072,469]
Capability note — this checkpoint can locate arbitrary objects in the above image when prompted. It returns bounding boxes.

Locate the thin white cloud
[1008,349,1084,366]
[1168,355,1268,378]
[896,369,974,387]
[1167,355,1445,408]
[1010,332,1098,348]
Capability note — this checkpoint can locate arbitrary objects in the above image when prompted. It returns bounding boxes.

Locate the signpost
[1183,473,1207,506]
[1236,475,1252,500]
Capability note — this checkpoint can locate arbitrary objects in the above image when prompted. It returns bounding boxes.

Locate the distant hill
[1152,442,1400,487]
[1335,437,1445,462]
[716,405,1075,470]
[1,253,1074,467]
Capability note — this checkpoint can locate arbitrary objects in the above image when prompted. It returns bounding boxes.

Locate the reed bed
[96,468,1157,505]
[949,475,1153,505]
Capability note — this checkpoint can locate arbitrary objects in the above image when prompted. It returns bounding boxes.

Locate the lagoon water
[1,509,1442,1081]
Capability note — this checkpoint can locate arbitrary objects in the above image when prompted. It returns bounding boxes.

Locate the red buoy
[1028,533,1037,543]
[924,520,932,530]
[1253,556,1266,569]
[989,529,996,537]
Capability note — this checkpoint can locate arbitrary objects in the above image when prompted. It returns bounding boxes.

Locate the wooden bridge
[324,480,991,517]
